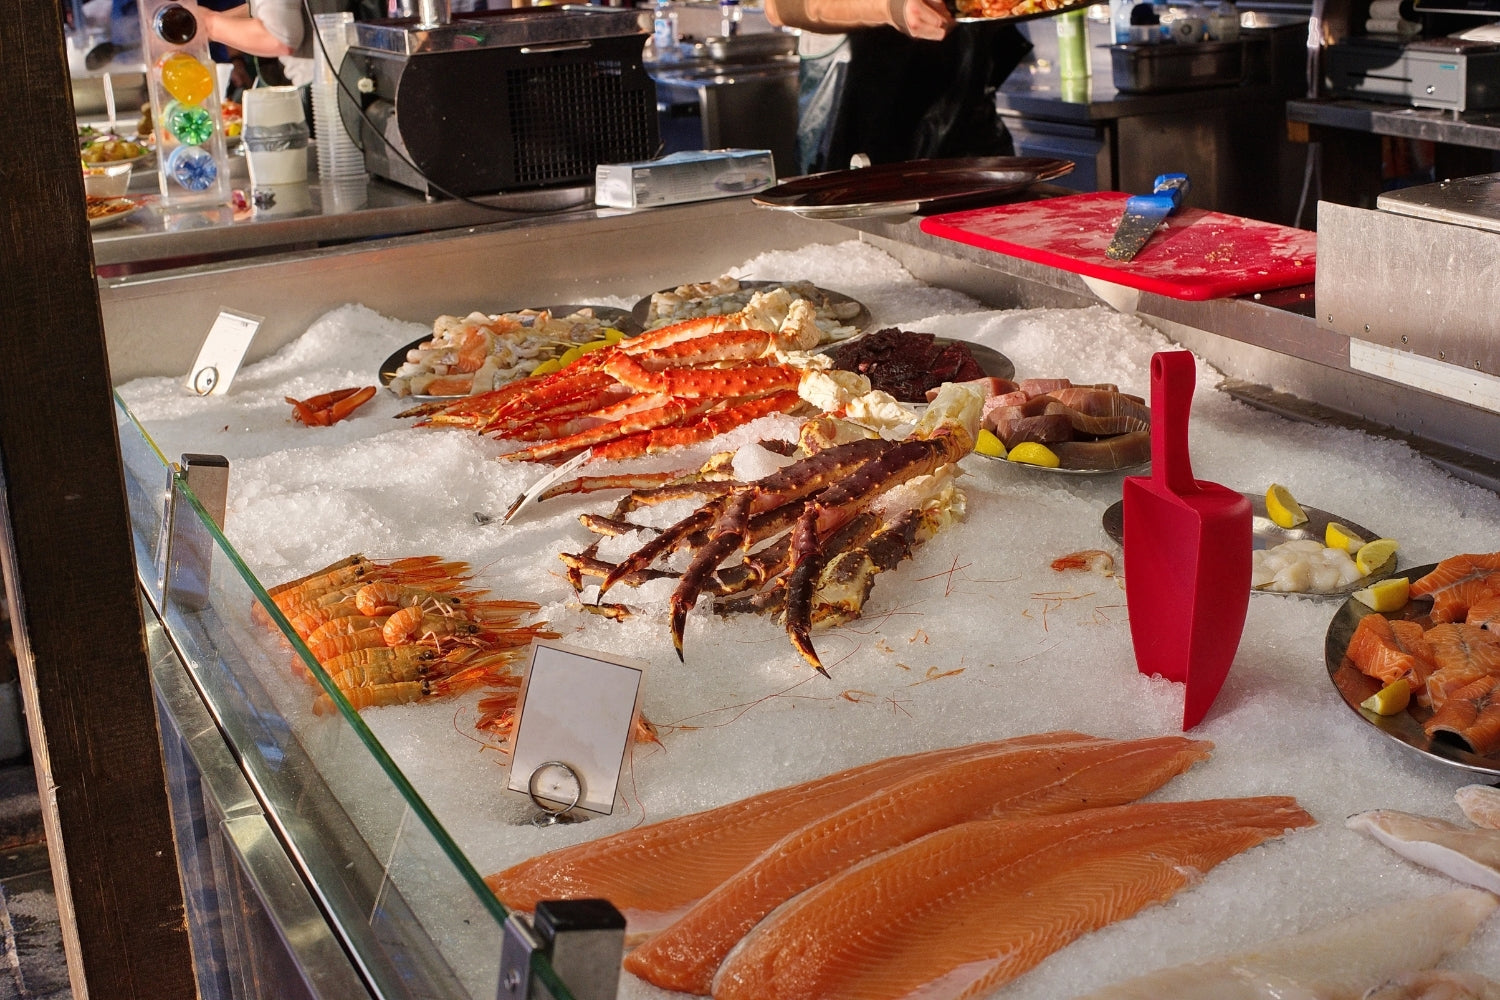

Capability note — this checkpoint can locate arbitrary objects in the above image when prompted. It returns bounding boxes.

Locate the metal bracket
[154,453,229,611]
[498,899,625,1000]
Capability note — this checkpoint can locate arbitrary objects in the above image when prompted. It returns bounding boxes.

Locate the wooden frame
[0,2,195,996]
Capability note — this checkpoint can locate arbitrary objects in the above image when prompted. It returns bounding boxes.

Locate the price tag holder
[186,308,262,395]
[507,639,647,818]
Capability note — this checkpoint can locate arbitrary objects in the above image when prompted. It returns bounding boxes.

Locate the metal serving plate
[947,0,1103,26]
[823,336,1015,404]
[979,453,1150,476]
[751,157,1075,220]
[630,280,872,334]
[1326,563,1500,777]
[379,304,641,400]
[1102,491,1398,598]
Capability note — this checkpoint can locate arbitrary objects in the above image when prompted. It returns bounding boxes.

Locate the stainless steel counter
[91,163,593,271]
[1287,97,1500,151]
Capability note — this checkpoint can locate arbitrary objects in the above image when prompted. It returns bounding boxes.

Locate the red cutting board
[920,193,1317,301]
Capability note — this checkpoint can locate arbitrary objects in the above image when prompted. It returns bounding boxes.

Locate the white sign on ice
[507,639,647,816]
[186,308,263,396]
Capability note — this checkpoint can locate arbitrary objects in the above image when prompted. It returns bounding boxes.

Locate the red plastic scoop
[1123,351,1251,730]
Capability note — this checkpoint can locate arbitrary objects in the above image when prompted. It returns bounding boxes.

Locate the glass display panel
[116,394,576,1000]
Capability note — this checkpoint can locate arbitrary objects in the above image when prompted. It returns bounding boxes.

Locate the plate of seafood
[1328,553,1500,776]
[86,196,142,229]
[751,156,1076,219]
[632,277,871,340]
[977,378,1152,473]
[1103,492,1398,597]
[947,0,1103,23]
[380,305,643,399]
[822,328,1014,404]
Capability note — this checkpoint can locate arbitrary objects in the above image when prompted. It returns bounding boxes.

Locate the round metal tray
[379,305,642,401]
[1326,563,1500,777]
[1102,491,1398,598]
[751,157,1075,219]
[822,336,1016,403]
[630,280,872,334]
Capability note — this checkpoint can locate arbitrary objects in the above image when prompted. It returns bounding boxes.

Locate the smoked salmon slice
[624,735,1212,994]
[1346,613,1434,688]
[1426,674,1500,754]
[1410,554,1500,624]
[485,731,1100,933]
[712,797,1315,1000]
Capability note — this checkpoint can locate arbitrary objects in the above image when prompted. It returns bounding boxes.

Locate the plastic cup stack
[311,11,366,183]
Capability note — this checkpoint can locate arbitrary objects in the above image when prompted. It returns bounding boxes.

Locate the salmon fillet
[624,735,1212,994]
[1346,614,1435,687]
[1468,594,1500,631]
[1426,674,1500,755]
[712,797,1315,1000]
[1411,554,1500,624]
[485,731,1098,932]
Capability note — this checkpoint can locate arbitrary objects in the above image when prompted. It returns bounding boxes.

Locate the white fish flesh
[1363,970,1500,1000]
[1072,889,1497,1000]
[1348,809,1500,894]
[1458,785,1500,830]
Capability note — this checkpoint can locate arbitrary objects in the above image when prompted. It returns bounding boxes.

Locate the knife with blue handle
[1105,173,1191,262]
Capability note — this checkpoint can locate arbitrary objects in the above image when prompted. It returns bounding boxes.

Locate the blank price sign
[508,639,647,816]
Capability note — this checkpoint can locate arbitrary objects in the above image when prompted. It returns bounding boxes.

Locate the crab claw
[669,492,753,659]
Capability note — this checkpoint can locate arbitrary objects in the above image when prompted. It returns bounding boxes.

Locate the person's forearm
[765,0,905,33]
[199,6,295,57]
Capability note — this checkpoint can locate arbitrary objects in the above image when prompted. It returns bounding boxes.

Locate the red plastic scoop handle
[1150,351,1198,497]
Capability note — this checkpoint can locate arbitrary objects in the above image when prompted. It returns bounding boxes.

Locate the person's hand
[901,0,954,39]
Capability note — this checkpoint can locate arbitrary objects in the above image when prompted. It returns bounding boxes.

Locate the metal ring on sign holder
[527,760,584,826]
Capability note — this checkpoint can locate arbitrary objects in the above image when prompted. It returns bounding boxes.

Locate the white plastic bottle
[1110,0,1133,43]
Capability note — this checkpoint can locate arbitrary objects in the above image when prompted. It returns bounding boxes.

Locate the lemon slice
[1325,521,1365,554]
[1355,538,1400,576]
[1008,442,1061,468]
[974,429,1007,458]
[1351,576,1409,612]
[1265,484,1308,529]
[1360,677,1411,716]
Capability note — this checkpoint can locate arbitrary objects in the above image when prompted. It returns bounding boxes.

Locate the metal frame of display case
[8,0,1500,982]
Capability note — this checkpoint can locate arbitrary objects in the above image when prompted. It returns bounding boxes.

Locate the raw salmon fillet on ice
[712,796,1315,1000]
[486,731,1100,932]
[623,735,1211,994]
[1346,613,1434,688]
[1411,553,1500,624]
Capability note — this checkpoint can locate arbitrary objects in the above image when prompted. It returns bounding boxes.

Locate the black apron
[814,21,1032,172]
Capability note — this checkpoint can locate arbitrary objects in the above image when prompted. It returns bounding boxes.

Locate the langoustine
[266,555,557,713]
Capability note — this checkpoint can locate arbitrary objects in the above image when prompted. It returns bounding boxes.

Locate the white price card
[185,308,263,395]
[508,639,647,816]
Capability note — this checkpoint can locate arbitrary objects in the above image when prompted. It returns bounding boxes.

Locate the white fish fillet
[1363,970,1500,1000]
[1348,809,1500,894]
[1072,889,1497,1000]
[1458,785,1500,830]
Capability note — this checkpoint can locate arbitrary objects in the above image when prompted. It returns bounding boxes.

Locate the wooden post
[0,2,196,997]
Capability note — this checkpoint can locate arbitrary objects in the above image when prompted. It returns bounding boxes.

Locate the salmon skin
[486,731,1100,933]
[623,735,1212,994]
[712,796,1315,1000]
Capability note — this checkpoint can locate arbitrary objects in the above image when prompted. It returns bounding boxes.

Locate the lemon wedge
[975,429,1007,458]
[529,358,563,377]
[1355,538,1400,576]
[1360,677,1411,716]
[1325,521,1365,554]
[1351,576,1409,612]
[1265,484,1308,529]
[1008,442,1061,468]
[602,327,626,344]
